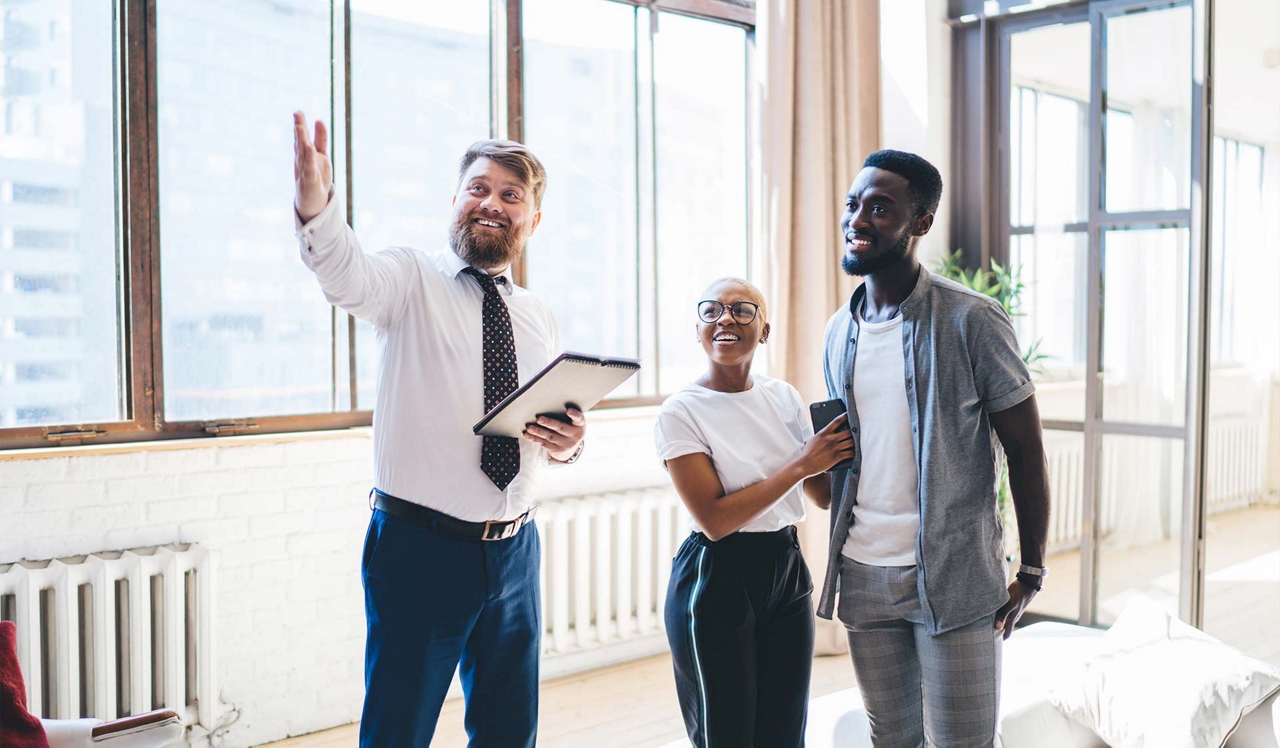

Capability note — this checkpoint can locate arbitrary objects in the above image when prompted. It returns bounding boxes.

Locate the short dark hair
[862,150,942,219]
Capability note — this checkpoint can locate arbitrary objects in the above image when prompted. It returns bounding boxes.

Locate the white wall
[0,411,666,747]
[3,434,372,746]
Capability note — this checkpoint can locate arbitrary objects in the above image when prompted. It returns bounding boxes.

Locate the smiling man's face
[448,156,541,271]
[839,167,923,277]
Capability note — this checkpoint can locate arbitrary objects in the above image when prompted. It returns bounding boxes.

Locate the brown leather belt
[372,489,535,541]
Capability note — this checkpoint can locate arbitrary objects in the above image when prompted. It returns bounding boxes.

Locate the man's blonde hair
[457,140,548,208]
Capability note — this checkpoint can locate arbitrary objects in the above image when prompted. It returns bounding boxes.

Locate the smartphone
[809,398,855,471]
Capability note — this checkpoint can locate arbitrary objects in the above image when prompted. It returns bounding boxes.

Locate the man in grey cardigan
[820,149,1051,747]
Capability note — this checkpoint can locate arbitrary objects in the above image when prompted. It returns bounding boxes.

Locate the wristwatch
[1016,563,1048,592]
[557,439,586,465]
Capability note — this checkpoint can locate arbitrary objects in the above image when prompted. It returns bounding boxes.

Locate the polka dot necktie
[464,267,521,491]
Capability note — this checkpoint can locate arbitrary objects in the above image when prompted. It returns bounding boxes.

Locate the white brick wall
[1,433,374,748]
[0,410,667,747]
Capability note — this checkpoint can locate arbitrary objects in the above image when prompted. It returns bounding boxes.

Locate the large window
[0,1,123,430]
[157,0,336,421]
[524,0,640,397]
[0,0,754,448]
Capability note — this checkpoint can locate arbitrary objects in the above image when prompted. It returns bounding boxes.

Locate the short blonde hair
[458,140,548,208]
[703,276,767,325]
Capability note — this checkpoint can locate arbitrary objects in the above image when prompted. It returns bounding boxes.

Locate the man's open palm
[293,111,332,223]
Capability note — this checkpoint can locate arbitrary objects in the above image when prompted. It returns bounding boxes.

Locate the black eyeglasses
[697,300,760,325]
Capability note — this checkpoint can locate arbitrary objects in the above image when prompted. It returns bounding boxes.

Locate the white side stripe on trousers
[688,546,710,747]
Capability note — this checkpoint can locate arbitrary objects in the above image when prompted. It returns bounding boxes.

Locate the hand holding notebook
[473,352,641,438]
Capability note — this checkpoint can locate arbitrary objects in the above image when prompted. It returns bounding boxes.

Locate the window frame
[957,0,1220,630]
[0,0,755,450]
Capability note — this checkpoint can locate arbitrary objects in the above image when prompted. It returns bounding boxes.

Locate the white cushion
[1048,601,1280,748]
[999,622,1108,748]
[41,715,184,748]
[1224,690,1279,748]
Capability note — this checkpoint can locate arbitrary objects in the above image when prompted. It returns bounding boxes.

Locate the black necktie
[464,268,521,491]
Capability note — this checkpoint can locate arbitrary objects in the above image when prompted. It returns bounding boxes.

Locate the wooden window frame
[0,0,755,450]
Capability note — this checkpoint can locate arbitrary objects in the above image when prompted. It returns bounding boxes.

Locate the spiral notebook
[472,352,642,438]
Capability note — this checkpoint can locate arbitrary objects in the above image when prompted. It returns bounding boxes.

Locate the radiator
[1206,414,1266,514]
[1041,413,1268,550]
[1046,436,1086,552]
[0,544,215,741]
[537,486,687,677]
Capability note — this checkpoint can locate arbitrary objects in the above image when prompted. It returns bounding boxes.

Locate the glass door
[1000,11,1091,622]
[1201,0,1280,667]
[1000,0,1202,627]
[1087,0,1196,626]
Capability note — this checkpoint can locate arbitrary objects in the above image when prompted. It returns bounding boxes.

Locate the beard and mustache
[841,227,913,277]
[449,211,531,271]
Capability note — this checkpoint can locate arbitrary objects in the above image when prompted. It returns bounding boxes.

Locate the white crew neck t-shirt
[654,375,813,534]
[842,307,921,566]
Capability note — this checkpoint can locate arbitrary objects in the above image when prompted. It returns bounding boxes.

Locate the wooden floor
[258,504,1279,748]
[258,651,858,748]
[1028,503,1280,666]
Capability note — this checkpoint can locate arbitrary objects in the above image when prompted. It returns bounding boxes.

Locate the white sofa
[804,622,1280,748]
[662,621,1280,747]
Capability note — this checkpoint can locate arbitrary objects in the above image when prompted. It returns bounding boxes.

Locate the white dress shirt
[296,194,561,521]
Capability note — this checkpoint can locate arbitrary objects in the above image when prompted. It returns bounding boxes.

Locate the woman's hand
[796,418,855,477]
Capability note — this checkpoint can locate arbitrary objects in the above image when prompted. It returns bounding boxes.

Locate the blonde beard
[449,220,528,271]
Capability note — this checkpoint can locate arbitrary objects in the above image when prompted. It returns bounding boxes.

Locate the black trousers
[664,526,816,748]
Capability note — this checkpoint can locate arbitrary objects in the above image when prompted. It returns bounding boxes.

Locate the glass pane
[157,0,335,420]
[654,15,747,393]
[350,1,490,409]
[0,3,124,427]
[1010,232,1087,421]
[524,0,638,398]
[1023,430,1085,622]
[1203,0,1280,668]
[1100,228,1189,426]
[1103,6,1192,213]
[1096,434,1185,626]
[1009,21,1090,227]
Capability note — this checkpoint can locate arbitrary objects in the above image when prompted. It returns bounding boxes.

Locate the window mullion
[636,5,658,397]
[335,0,356,412]
[126,0,163,434]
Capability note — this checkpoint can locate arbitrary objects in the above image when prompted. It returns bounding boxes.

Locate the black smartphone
[809,398,855,471]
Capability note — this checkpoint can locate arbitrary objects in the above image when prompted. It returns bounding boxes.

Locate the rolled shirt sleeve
[653,405,711,467]
[970,301,1036,413]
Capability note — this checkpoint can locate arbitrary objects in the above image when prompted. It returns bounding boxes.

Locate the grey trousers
[836,557,1002,748]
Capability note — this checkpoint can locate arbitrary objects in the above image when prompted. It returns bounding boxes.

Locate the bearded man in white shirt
[291,112,585,748]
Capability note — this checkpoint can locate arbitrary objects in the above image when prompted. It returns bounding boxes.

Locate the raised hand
[293,111,332,223]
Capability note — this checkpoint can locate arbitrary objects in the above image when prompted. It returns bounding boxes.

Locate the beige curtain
[756,0,881,655]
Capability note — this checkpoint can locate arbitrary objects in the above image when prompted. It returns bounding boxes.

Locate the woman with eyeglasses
[654,277,854,748]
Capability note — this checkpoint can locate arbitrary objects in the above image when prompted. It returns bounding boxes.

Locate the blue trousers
[359,507,542,748]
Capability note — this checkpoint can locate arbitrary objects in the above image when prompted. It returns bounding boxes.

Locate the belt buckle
[482,519,514,541]
[481,506,535,542]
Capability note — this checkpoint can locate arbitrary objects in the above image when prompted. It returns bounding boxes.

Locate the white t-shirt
[654,375,813,534]
[842,308,921,566]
